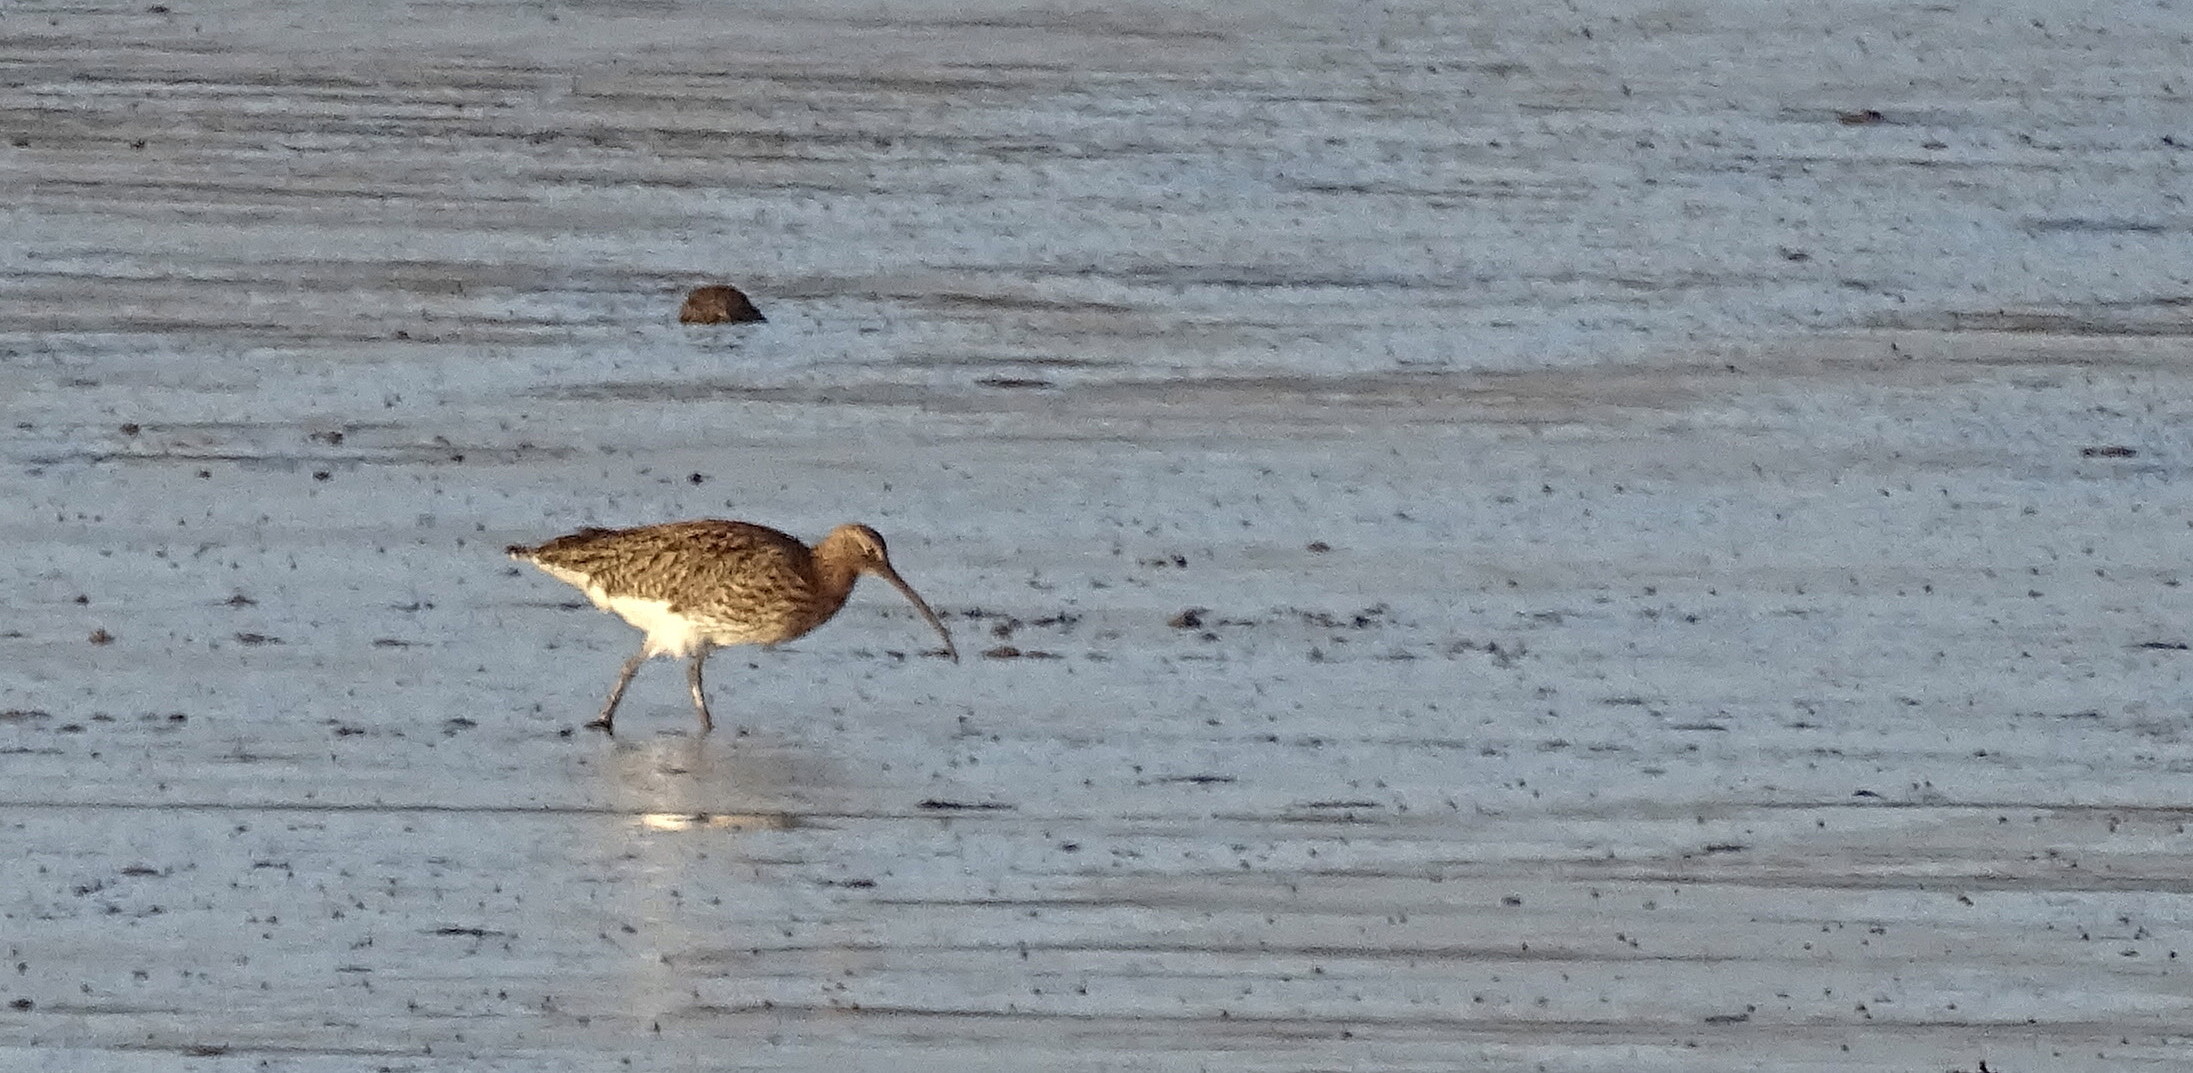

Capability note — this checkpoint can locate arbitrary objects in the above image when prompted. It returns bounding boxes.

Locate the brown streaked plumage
[507,520,957,733]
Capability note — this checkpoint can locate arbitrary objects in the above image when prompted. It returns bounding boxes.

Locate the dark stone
[678,284,766,324]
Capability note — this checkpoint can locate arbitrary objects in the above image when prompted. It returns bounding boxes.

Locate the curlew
[507,520,957,733]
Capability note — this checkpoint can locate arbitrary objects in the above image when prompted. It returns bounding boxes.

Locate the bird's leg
[686,647,714,733]
[591,648,649,733]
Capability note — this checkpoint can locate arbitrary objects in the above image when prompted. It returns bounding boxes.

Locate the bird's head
[825,523,958,662]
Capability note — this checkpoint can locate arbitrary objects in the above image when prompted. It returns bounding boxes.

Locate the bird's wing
[519,521,816,612]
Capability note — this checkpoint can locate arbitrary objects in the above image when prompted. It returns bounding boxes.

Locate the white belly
[595,590,706,658]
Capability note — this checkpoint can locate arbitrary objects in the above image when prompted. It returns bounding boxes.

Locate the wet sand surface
[5,1,2193,1069]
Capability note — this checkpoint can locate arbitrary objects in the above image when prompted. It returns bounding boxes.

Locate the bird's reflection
[602,724,840,822]
[583,725,845,1026]
[637,811,795,832]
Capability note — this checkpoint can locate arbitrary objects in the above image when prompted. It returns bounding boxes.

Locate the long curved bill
[877,566,959,663]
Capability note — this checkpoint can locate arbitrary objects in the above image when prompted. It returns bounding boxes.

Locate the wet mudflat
[5,1,2193,1069]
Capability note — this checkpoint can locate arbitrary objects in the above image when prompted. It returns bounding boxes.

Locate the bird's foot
[585,717,615,735]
